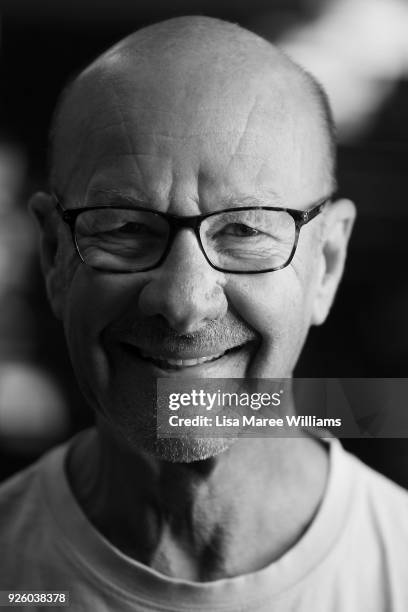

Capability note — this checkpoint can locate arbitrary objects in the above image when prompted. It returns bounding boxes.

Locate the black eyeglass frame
[52,193,333,274]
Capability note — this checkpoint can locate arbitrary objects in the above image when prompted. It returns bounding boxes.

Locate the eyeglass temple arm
[51,193,63,214]
[300,195,334,225]
[51,193,77,226]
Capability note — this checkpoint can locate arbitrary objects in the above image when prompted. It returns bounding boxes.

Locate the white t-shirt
[1,432,408,611]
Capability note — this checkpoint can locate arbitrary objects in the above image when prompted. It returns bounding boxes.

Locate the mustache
[108,313,259,353]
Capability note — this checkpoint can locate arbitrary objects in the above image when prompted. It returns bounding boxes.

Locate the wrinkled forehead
[51,55,331,210]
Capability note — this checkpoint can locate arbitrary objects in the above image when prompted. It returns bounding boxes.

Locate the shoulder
[340,444,408,540]
[0,441,84,590]
[344,446,408,504]
[0,443,68,554]
[0,461,43,525]
[0,460,48,583]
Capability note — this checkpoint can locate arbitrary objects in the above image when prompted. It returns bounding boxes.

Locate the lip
[120,341,251,372]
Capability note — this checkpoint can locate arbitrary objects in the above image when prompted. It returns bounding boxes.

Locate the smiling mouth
[122,343,246,370]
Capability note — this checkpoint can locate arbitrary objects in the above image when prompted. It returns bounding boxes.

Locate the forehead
[53,61,331,212]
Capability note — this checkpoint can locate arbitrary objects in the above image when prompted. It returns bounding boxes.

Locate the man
[1,15,408,611]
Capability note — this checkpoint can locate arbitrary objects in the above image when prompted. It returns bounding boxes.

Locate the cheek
[65,267,147,331]
[225,267,315,376]
[226,273,302,336]
[62,268,147,396]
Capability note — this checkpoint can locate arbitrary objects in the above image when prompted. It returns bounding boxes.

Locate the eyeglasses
[53,194,332,274]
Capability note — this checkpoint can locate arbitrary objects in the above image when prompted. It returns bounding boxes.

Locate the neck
[67,425,328,581]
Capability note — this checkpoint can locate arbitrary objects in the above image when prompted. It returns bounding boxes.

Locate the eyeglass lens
[201,209,296,272]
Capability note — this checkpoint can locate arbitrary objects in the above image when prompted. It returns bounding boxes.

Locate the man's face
[45,60,335,460]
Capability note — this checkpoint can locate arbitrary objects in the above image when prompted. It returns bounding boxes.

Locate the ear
[311,198,356,326]
[28,191,65,319]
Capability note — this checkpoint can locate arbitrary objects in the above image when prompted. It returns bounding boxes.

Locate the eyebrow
[86,187,284,210]
[215,191,284,209]
[86,187,149,207]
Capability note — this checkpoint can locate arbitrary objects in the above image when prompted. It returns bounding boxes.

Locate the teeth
[139,351,226,367]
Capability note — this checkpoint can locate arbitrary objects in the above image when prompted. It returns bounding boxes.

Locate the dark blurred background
[0,0,408,484]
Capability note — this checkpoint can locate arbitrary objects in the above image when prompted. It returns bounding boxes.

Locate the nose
[138,229,228,334]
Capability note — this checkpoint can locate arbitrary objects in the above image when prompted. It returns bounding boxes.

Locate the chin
[113,419,235,463]
[153,436,235,463]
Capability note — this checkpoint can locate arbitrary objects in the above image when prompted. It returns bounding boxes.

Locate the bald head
[49,16,336,198]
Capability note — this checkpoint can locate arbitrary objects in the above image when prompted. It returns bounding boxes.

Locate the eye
[101,222,163,239]
[110,222,149,235]
[221,223,260,237]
